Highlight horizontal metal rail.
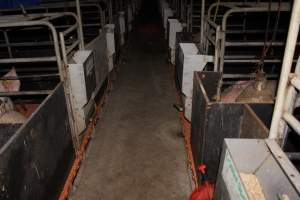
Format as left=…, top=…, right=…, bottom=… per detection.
left=0, top=57, right=57, bottom=63
left=223, top=59, right=297, bottom=63
left=283, top=113, right=300, bottom=135
left=286, top=152, right=300, bottom=160
left=203, top=2, right=292, bottom=74
left=290, top=76, right=300, bottom=91
left=0, top=74, right=59, bottom=80
left=66, top=40, right=80, bottom=54
left=225, top=41, right=295, bottom=47
left=223, top=73, right=278, bottom=79
left=0, top=90, right=52, bottom=96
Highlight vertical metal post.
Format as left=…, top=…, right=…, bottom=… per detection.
left=190, top=0, right=193, bottom=32
left=3, top=31, right=12, bottom=58
left=214, top=26, right=220, bottom=72
left=281, top=57, right=300, bottom=146
left=75, top=0, right=85, bottom=48
left=269, top=0, right=300, bottom=139
left=200, top=0, right=205, bottom=48
left=59, top=32, right=80, bottom=148
left=187, top=5, right=191, bottom=32
left=219, top=29, right=225, bottom=72
left=180, top=0, right=184, bottom=21
left=99, top=6, right=105, bottom=28
left=109, top=0, right=113, bottom=23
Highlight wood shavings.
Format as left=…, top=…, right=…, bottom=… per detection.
left=240, top=173, right=266, bottom=200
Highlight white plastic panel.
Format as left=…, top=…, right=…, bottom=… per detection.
left=118, top=11, right=126, bottom=45
left=105, top=24, right=116, bottom=72
left=168, top=19, right=183, bottom=49
left=179, top=43, right=213, bottom=121
left=127, top=5, right=133, bottom=32
left=86, top=34, right=108, bottom=93
left=163, top=8, right=173, bottom=30
left=68, top=50, right=97, bottom=134
left=69, top=50, right=96, bottom=108
left=68, top=63, right=88, bottom=107
left=159, top=1, right=168, bottom=17
left=168, top=19, right=183, bottom=64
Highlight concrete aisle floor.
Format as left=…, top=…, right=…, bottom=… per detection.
left=70, top=19, right=192, bottom=200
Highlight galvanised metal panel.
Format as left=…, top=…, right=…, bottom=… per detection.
left=190, top=71, right=272, bottom=183
left=0, top=82, right=75, bottom=200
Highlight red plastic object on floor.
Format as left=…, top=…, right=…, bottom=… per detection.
left=189, top=164, right=214, bottom=200
left=189, top=182, right=214, bottom=200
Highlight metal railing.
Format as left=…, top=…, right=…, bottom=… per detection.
left=269, top=0, right=300, bottom=142
left=203, top=2, right=292, bottom=74
left=0, top=1, right=112, bottom=42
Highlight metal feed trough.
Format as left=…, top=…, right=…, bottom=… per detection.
left=214, top=1, right=300, bottom=199
left=214, top=139, right=300, bottom=200
left=188, top=0, right=300, bottom=184
left=191, top=71, right=274, bottom=183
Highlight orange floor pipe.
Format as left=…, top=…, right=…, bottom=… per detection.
left=179, top=111, right=198, bottom=188
left=170, top=63, right=198, bottom=188
left=58, top=69, right=117, bottom=200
